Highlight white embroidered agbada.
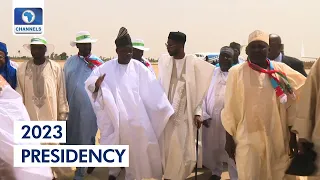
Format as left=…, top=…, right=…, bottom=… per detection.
left=158, top=54, right=214, bottom=180
left=0, top=76, right=53, bottom=180
left=221, top=62, right=306, bottom=180
left=16, top=59, right=69, bottom=121
left=202, top=67, right=238, bottom=179
left=85, top=59, right=174, bottom=180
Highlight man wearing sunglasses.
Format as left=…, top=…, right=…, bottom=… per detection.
left=158, top=31, right=215, bottom=180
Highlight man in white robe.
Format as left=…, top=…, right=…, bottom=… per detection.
left=202, top=46, right=238, bottom=180
left=158, top=31, right=215, bottom=180
left=0, top=75, right=53, bottom=180
left=85, top=27, right=174, bottom=180
left=221, top=30, right=306, bottom=180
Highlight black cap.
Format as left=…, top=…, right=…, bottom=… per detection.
left=168, top=31, right=186, bottom=44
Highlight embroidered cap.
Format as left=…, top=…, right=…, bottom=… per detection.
left=115, top=27, right=132, bottom=48
left=248, top=30, right=269, bottom=45
left=220, top=46, right=234, bottom=57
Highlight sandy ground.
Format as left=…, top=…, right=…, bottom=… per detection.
left=12, top=60, right=308, bottom=180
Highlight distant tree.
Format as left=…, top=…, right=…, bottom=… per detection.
left=303, top=61, right=316, bottom=69
left=148, top=58, right=157, bottom=62
left=54, top=54, right=59, bottom=60
left=59, top=52, right=68, bottom=60
left=50, top=52, right=54, bottom=60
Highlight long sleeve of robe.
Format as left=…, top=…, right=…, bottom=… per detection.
left=194, top=104, right=202, bottom=116
left=221, top=62, right=305, bottom=180
left=0, top=79, right=53, bottom=180
left=56, top=66, right=68, bottom=121
left=292, top=59, right=320, bottom=175
left=84, top=59, right=174, bottom=180
left=202, top=99, right=211, bottom=120
left=221, top=67, right=242, bottom=137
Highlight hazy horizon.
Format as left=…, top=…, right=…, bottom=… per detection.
left=2, top=0, right=320, bottom=60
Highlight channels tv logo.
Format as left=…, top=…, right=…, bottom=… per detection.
left=14, top=8, right=43, bottom=35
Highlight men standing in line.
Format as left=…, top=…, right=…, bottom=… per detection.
left=268, top=34, right=307, bottom=77
left=202, top=46, right=238, bottom=180
left=64, top=31, right=104, bottom=179
left=222, top=30, right=306, bottom=180
left=16, top=36, right=70, bottom=179
left=292, top=58, right=320, bottom=180
left=158, top=31, right=215, bottom=180
left=132, top=38, right=155, bottom=73
left=0, top=75, right=54, bottom=180
left=85, top=27, right=174, bottom=180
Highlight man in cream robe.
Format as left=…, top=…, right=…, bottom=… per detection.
left=16, top=37, right=70, bottom=179
left=158, top=31, right=214, bottom=180
left=202, top=47, right=238, bottom=180
left=16, top=37, right=69, bottom=122
left=0, top=75, right=53, bottom=180
left=85, top=27, right=174, bottom=180
left=292, top=58, right=320, bottom=180
left=221, top=30, right=306, bottom=180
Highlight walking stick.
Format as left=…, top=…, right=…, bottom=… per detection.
left=195, top=128, right=199, bottom=180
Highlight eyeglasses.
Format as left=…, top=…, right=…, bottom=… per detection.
left=165, top=43, right=176, bottom=48
left=0, top=55, right=4, bottom=60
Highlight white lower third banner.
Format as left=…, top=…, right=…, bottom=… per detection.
left=13, top=145, right=129, bottom=167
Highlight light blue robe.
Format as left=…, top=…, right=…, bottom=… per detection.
left=64, top=55, right=104, bottom=145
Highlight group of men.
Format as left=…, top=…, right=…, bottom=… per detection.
left=1, top=27, right=320, bottom=180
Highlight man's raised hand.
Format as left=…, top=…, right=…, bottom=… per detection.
left=94, top=74, right=106, bottom=93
